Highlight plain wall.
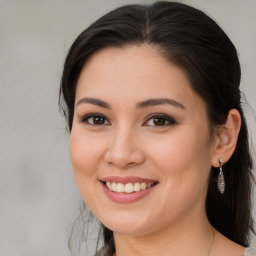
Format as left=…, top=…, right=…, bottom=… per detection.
left=1, top=0, right=255, bottom=255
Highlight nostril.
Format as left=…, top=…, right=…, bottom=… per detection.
left=104, top=152, right=145, bottom=169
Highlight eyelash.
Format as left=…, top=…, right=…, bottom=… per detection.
left=81, top=113, right=110, bottom=126
left=143, top=113, right=176, bottom=127
left=81, top=113, right=176, bottom=127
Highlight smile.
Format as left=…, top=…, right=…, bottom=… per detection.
left=100, top=176, right=158, bottom=203
left=105, top=182, right=155, bottom=193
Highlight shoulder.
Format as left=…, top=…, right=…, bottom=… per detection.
left=243, top=247, right=256, bottom=256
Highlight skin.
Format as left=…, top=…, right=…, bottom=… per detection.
left=70, top=45, right=243, bottom=256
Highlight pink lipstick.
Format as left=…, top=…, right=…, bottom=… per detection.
left=100, top=176, right=158, bottom=203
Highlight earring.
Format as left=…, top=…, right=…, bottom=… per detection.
left=217, top=158, right=225, bottom=194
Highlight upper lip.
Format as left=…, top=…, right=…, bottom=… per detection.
left=100, top=176, right=158, bottom=184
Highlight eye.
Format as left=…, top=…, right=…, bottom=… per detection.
left=143, top=113, right=176, bottom=127
left=81, top=113, right=110, bottom=125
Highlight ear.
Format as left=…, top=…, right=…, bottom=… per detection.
left=211, top=109, right=241, bottom=167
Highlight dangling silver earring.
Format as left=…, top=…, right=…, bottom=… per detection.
left=217, top=158, right=225, bottom=194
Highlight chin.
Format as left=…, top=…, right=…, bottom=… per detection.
left=105, top=221, right=152, bottom=235
left=94, top=208, right=157, bottom=235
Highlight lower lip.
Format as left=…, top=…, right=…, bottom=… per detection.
left=101, top=182, right=157, bottom=203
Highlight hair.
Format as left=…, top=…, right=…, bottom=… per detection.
left=59, top=1, right=254, bottom=255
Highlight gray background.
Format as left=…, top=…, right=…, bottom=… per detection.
left=1, top=0, right=256, bottom=255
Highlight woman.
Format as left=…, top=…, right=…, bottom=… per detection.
left=59, top=1, right=255, bottom=256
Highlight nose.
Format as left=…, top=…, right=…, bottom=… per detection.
left=104, top=126, right=145, bottom=169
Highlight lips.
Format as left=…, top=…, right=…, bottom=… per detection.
left=100, top=176, right=158, bottom=203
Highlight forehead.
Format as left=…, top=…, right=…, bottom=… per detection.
left=75, top=44, right=204, bottom=111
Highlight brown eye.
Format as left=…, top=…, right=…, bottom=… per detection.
left=143, top=114, right=176, bottom=127
left=82, top=113, right=110, bottom=125
left=93, top=116, right=105, bottom=125
left=153, top=117, right=167, bottom=126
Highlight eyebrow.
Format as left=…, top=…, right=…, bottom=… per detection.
left=136, top=98, right=186, bottom=110
left=76, top=97, right=185, bottom=110
left=76, top=97, right=111, bottom=109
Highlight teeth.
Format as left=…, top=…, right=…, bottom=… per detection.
left=125, top=183, right=133, bottom=193
left=141, top=183, right=146, bottom=190
left=105, top=182, right=155, bottom=193
left=106, top=182, right=112, bottom=190
left=116, top=183, right=125, bottom=193
left=112, top=182, right=117, bottom=192
left=134, top=182, right=141, bottom=192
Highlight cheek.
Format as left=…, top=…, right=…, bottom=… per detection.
left=144, top=127, right=212, bottom=221
left=69, top=129, right=105, bottom=179
left=69, top=129, right=107, bottom=211
left=148, top=125, right=212, bottom=188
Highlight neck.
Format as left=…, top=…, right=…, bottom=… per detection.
left=113, top=210, right=214, bottom=256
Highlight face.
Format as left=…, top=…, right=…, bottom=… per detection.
left=70, top=45, right=215, bottom=236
